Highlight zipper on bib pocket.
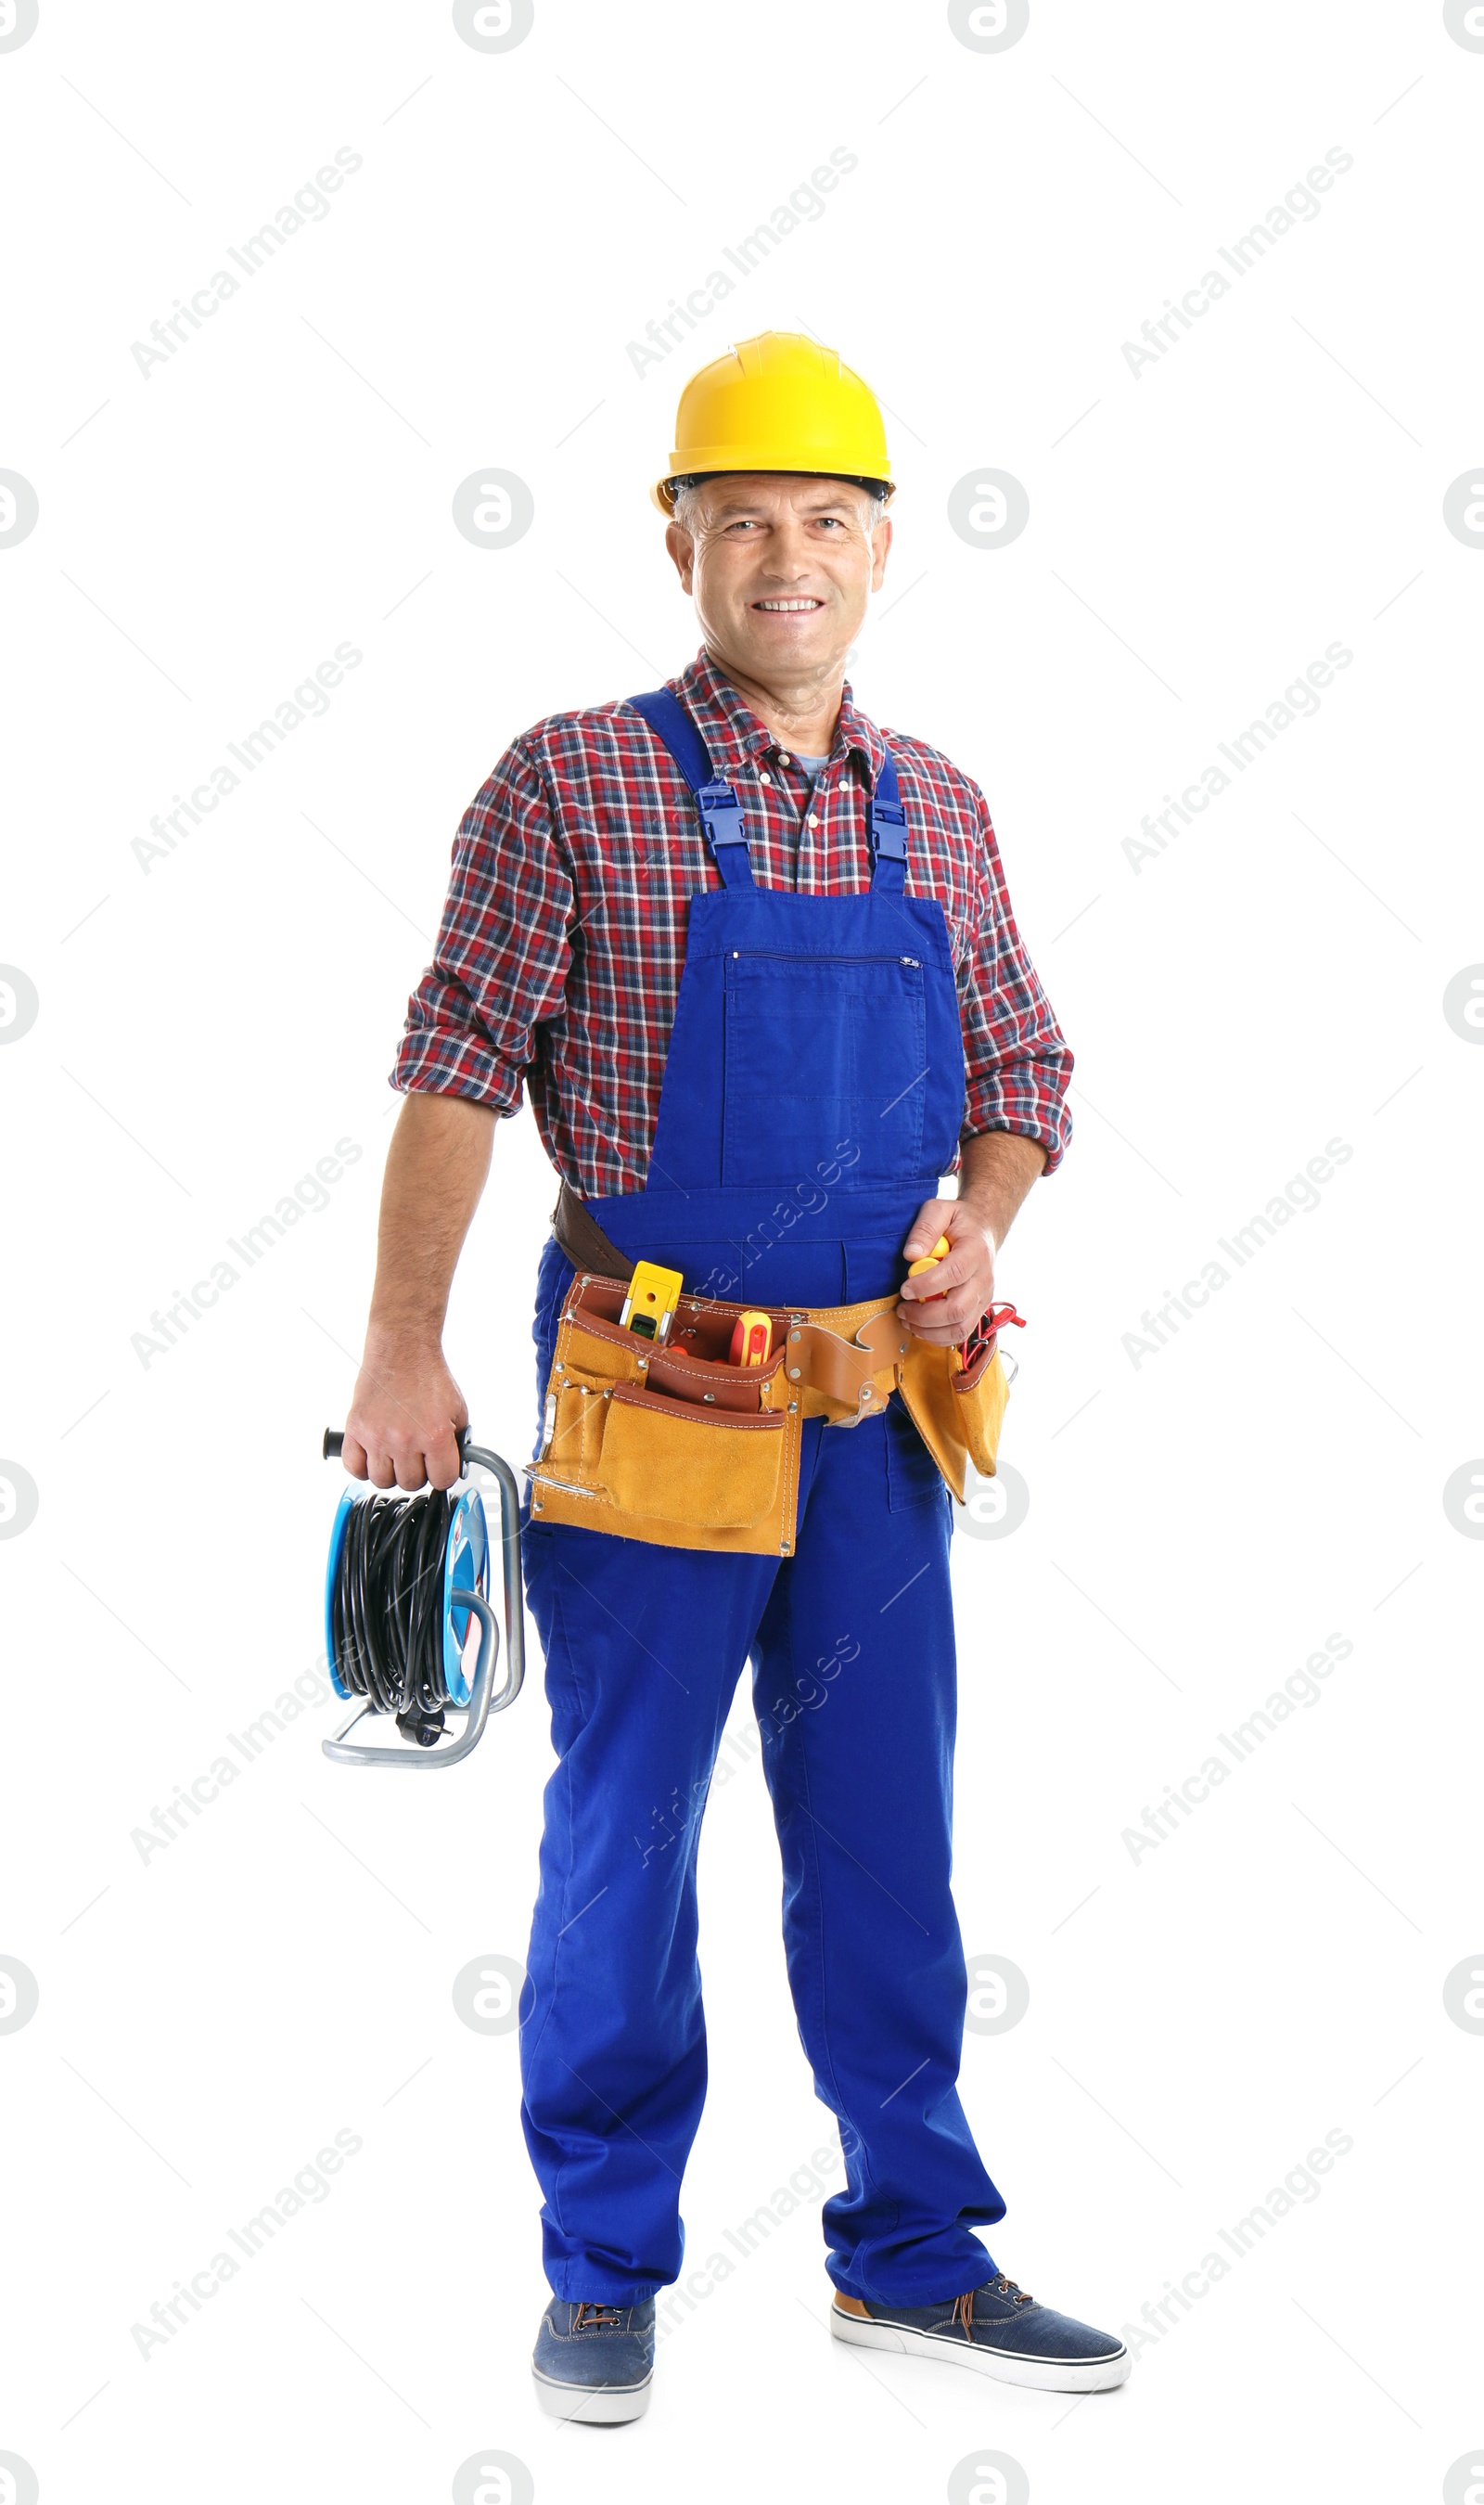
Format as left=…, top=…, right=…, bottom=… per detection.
left=729, top=950, right=921, bottom=967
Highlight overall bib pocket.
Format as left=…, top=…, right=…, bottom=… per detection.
left=722, top=953, right=927, bottom=1188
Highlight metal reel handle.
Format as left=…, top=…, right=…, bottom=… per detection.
left=322, top=1425, right=472, bottom=1465
left=323, top=1591, right=498, bottom=1768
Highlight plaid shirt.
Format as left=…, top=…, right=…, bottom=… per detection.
left=393, top=648, right=1073, bottom=1195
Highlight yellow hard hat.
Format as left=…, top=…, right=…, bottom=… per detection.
left=652, top=329, right=894, bottom=517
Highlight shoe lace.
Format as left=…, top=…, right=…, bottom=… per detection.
left=951, top=2276, right=1034, bottom=2337
left=572, top=2301, right=625, bottom=2331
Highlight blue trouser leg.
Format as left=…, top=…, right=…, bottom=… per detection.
left=749, top=1397, right=1005, bottom=2304
left=518, top=1513, right=776, bottom=2299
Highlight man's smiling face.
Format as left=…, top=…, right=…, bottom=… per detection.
left=666, top=473, right=891, bottom=691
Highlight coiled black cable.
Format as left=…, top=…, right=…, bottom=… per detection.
left=330, top=1488, right=461, bottom=1742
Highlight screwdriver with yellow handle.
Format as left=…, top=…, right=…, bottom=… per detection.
left=907, top=1232, right=953, bottom=1285
left=906, top=1235, right=959, bottom=1361
left=906, top=1233, right=1026, bottom=1370
left=728, top=1310, right=774, bottom=1366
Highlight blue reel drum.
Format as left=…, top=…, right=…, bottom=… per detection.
left=324, top=1487, right=357, bottom=1702
left=441, top=1486, right=489, bottom=1708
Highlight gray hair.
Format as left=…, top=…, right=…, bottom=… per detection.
left=669, top=473, right=889, bottom=535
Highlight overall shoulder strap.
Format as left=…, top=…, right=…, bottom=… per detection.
left=626, top=687, right=712, bottom=788
left=626, top=689, right=753, bottom=886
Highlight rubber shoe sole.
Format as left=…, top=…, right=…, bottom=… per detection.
left=830, top=2303, right=1130, bottom=2393
left=532, top=2363, right=653, bottom=2423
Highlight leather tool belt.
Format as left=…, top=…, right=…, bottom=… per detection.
left=526, top=1270, right=1012, bottom=1558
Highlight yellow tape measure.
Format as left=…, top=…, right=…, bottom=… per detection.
left=619, top=1259, right=684, bottom=1342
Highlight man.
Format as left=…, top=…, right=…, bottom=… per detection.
left=341, top=332, right=1129, bottom=2421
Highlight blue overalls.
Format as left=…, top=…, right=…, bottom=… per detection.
left=518, top=687, right=1006, bottom=2306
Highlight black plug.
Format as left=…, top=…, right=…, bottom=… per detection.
left=395, top=1705, right=446, bottom=1750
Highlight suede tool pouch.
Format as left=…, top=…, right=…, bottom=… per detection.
left=527, top=1274, right=803, bottom=1557
left=894, top=1332, right=1013, bottom=1504
left=953, top=1337, right=1012, bottom=1477
left=600, top=1388, right=786, bottom=1529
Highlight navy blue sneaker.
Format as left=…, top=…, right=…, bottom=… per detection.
left=531, top=2296, right=656, bottom=2422
left=830, top=2272, right=1130, bottom=2392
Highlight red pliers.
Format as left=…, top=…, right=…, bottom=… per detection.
left=953, top=1301, right=1027, bottom=1371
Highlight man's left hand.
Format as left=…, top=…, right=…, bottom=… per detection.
left=896, top=1199, right=995, bottom=1345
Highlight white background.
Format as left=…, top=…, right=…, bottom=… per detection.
left=2, top=2, right=1481, bottom=2499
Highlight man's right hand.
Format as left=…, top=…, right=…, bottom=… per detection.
left=341, top=1340, right=469, bottom=1492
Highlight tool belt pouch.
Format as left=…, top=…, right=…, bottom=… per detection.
left=527, top=1274, right=801, bottom=1557
left=527, top=1273, right=1015, bottom=1550
left=896, top=1330, right=1012, bottom=1504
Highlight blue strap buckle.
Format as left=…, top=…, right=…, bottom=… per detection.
left=868, top=751, right=907, bottom=861
left=869, top=795, right=906, bottom=860
left=698, top=777, right=747, bottom=846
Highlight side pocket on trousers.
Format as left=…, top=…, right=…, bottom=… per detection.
left=884, top=1393, right=946, bottom=1511
left=534, top=1240, right=577, bottom=1348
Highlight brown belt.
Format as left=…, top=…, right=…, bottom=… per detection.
left=551, top=1179, right=635, bottom=1282
left=548, top=1192, right=908, bottom=1420
left=549, top=1187, right=912, bottom=1410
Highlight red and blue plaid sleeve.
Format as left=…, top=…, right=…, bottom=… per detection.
left=391, top=739, right=575, bottom=1113
left=957, top=786, right=1074, bottom=1173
